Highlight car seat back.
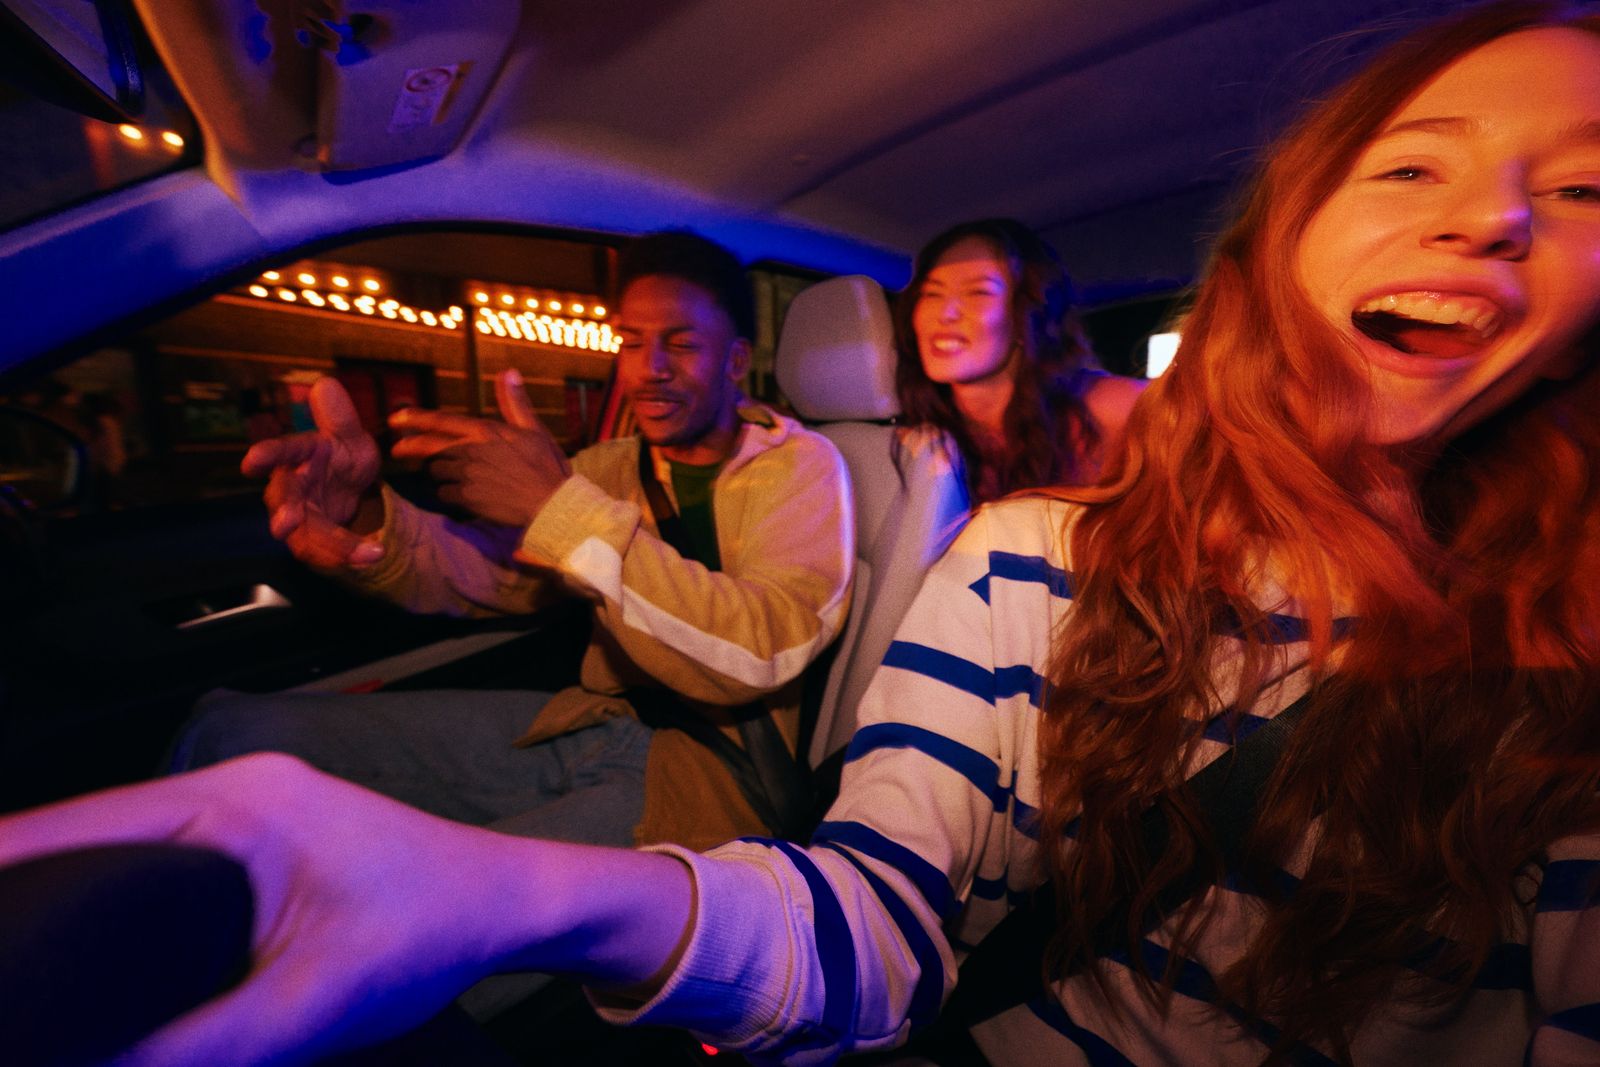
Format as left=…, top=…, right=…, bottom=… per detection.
left=774, top=275, right=969, bottom=771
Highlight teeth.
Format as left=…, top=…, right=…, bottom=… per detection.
left=1456, top=305, right=1500, bottom=334
left=1354, top=291, right=1503, bottom=338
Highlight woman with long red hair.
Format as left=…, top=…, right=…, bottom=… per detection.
left=1, top=3, right=1599, bottom=1064
left=1034, top=1, right=1600, bottom=1056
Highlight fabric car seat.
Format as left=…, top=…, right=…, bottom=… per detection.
left=486, top=277, right=971, bottom=1065
left=774, top=274, right=970, bottom=779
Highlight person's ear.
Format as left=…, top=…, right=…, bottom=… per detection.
left=727, top=338, right=752, bottom=382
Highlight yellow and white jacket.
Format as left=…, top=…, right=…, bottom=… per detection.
left=348, top=404, right=854, bottom=849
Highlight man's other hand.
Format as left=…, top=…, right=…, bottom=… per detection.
left=390, top=370, right=572, bottom=528
left=241, top=378, right=384, bottom=569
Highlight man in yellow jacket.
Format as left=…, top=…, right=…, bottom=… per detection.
left=174, top=233, right=854, bottom=855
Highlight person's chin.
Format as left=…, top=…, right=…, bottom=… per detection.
left=639, top=418, right=687, bottom=447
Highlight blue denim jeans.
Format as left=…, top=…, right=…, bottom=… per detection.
left=172, top=688, right=651, bottom=848
left=171, top=687, right=656, bottom=1019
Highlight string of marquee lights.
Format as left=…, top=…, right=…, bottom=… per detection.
left=237, top=268, right=622, bottom=354
left=119, top=123, right=620, bottom=358
left=466, top=287, right=618, bottom=352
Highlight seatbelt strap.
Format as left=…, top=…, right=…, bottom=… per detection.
left=621, top=687, right=791, bottom=835
left=928, top=687, right=1318, bottom=1059
left=636, top=439, right=692, bottom=554
left=633, top=439, right=814, bottom=839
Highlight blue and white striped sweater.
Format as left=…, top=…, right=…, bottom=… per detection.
left=604, top=498, right=1600, bottom=1066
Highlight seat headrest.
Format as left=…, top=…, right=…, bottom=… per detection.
left=775, top=275, right=900, bottom=422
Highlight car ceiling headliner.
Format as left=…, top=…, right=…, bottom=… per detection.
left=0, top=0, right=1484, bottom=367
left=511, top=0, right=1473, bottom=292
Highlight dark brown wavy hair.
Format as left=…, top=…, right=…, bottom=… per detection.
left=892, top=219, right=1101, bottom=500
left=1035, top=2, right=1600, bottom=1060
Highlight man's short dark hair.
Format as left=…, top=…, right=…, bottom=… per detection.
left=615, top=231, right=756, bottom=341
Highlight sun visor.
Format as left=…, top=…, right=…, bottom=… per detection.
left=309, top=1, right=520, bottom=173
left=133, top=1, right=519, bottom=176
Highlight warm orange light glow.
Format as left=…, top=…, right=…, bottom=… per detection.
left=297, top=272, right=317, bottom=286
left=593, top=305, right=606, bottom=317
left=117, top=124, right=144, bottom=142
left=161, top=131, right=185, bottom=149
left=362, top=279, right=381, bottom=293
left=241, top=282, right=626, bottom=351
left=548, top=301, right=563, bottom=312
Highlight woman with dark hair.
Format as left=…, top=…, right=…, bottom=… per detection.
left=894, top=219, right=1144, bottom=501
left=2, top=3, right=1599, bottom=1064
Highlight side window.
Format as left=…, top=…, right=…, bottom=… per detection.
left=3, top=231, right=834, bottom=516
left=748, top=263, right=829, bottom=408
left=1080, top=295, right=1184, bottom=379
left=1, top=231, right=623, bottom=514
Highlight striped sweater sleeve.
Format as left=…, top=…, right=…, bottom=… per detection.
left=1528, top=835, right=1600, bottom=1064
left=594, top=503, right=1051, bottom=1062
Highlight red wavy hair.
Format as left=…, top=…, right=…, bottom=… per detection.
left=1036, top=2, right=1600, bottom=1059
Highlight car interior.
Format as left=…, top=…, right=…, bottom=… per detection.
left=0, top=0, right=1488, bottom=1062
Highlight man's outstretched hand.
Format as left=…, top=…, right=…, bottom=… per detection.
left=241, top=378, right=385, bottom=569
left=391, top=369, right=572, bottom=528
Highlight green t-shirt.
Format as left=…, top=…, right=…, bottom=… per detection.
left=669, top=459, right=724, bottom=571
